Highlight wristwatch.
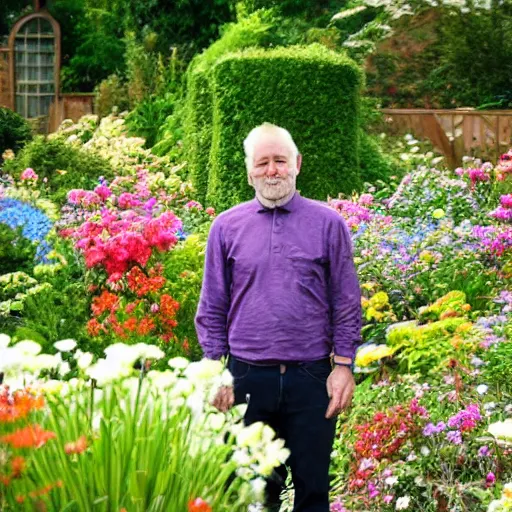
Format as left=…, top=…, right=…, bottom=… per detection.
left=332, top=355, right=353, bottom=369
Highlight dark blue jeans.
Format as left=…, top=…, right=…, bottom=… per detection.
left=228, top=356, right=336, bottom=512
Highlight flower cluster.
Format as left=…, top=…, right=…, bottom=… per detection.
left=490, top=195, right=512, bottom=223
left=0, top=197, right=53, bottom=261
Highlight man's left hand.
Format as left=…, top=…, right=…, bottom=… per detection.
left=325, top=366, right=355, bottom=418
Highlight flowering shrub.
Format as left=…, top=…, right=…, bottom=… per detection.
left=0, top=334, right=288, bottom=511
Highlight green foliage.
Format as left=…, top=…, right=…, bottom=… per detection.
left=14, top=242, right=91, bottom=353
left=386, top=316, right=472, bottom=374
left=121, top=0, right=236, bottom=56
left=183, top=10, right=276, bottom=203
left=359, top=130, right=396, bottom=185
left=2, top=136, right=114, bottom=204
left=482, top=339, right=512, bottom=393
left=207, top=44, right=363, bottom=211
left=51, top=0, right=126, bottom=92
left=94, top=74, right=130, bottom=118
left=0, top=107, right=33, bottom=160
left=0, top=0, right=31, bottom=37
left=0, top=225, right=36, bottom=275
left=125, top=94, right=177, bottom=148
left=161, top=234, right=206, bottom=361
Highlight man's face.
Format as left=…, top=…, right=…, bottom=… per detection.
left=248, top=136, right=301, bottom=201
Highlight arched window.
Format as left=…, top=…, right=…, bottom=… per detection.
left=8, top=13, right=60, bottom=120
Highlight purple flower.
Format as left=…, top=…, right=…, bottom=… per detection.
left=446, top=430, right=462, bottom=445
left=486, top=472, right=496, bottom=486
left=478, top=446, right=490, bottom=457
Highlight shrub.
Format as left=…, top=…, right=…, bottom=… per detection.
left=2, top=136, right=114, bottom=204
left=94, top=74, right=130, bottom=118
left=0, top=225, right=36, bottom=275
left=206, top=44, right=363, bottom=210
left=0, top=107, right=33, bottom=161
left=184, top=10, right=275, bottom=203
left=359, top=130, right=396, bottom=185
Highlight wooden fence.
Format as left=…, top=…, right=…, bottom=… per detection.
left=380, top=109, right=512, bottom=168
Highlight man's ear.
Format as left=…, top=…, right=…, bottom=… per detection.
left=247, top=173, right=254, bottom=187
left=296, top=154, right=302, bottom=175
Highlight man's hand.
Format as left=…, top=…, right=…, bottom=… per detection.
left=212, top=385, right=235, bottom=412
left=325, top=366, right=355, bottom=418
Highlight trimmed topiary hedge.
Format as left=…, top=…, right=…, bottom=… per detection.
left=183, top=11, right=275, bottom=204
left=206, top=44, right=364, bottom=211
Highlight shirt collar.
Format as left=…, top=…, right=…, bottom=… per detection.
left=255, top=191, right=301, bottom=214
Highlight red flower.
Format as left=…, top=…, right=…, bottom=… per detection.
left=11, top=456, right=26, bottom=478
left=0, top=424, right=56, bottom=449
left=64, top=435, right=88, bottom=455
left=188, top=497, right=212, bottom=512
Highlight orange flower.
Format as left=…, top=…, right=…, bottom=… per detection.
left=137, top=316, right=155, bottom=336
left=188, top=497, right=212, bottom=512
left=87, top=318, right=106, bottom=337
left=0, top=475, right=11, bottom=486
left=15, top=495, right=25, bottom=503
left=0, top=424, right=56, bottom=449
left=0, top=388, right=45, bottom=423
left=28, top=480, right=62, bottom=498
left=64, top=435, right=88, bottom=455
left=11, top=456, right=26, bottom=477
left=91, top=290, right=120, bottom=317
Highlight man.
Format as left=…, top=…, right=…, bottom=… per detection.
left=195, top=123, right=362, bottom=512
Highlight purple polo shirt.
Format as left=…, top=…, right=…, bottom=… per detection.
left=195, top=192, right=362, bottom=362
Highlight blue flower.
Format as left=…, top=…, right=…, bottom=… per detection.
left=0, top=198, right=53, bottom=262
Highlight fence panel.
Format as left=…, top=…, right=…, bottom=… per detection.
left=380, top=109, right=512, bottom=167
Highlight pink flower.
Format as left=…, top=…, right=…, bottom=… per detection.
left=185, top=200, right=203, bottom=210
left=20, top=168, right=38, bottom=180
left=500, top=195, right=512, bottom=209
left=205, top=207, right=215, bottom=216
left=383, top=495, right=394, bottom=504
left=359, top=193, right=374, bottom=206
left=94, top=185, right=113, bottom=201
left=486, top=472, right=496, bottom=487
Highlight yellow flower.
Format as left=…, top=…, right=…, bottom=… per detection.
left=432, top=208, right=445, bottom=219
left=355, top=344, right=395, bottom=367
left=366, top=307, right=384, bottom=322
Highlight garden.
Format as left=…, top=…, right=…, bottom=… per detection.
left=1, top=0, right=512, bottom=511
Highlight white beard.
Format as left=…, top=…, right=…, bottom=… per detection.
left=251, top=171, right=297, bottom=207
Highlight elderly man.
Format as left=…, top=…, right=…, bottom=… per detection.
left=195, top=123, right=362, bottom=512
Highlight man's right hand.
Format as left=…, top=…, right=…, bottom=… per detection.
left=212, top=385, right=235, bottom=412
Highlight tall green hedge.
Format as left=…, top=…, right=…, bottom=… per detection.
left=206, top=44, right=363, bottom=211
left=183, top=11, right=275, bottom=203
left=184, top=66, right=214, bottom=205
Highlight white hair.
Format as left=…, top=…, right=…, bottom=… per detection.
left=243, top=123, right=299, bottom=172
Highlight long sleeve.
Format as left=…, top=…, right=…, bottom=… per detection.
left=328, top=217, right=362, bottom=361
left=195, top=219, right=231, bottom=359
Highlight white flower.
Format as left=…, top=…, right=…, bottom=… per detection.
left=208, top=413, right=226, bottom=431
left=15, top=340, right=42, bottom=355
left=385, top=476, right=398, bottom=486
left=184, top=359, right=224, bottom=383
left=132, top=343, right=164, bottom=361
left=420, top=446, right=430, bottom=456
left=0, top=347, right=24, bottom=373
left=168, top=356, right=189, bottom=369
left=488, top=420, right=512, bottom=440
left=237, top=422, right=265, bottom=447
left=86, top=358, right=133, bottom=386
left=25, top=354, right=60, bottom=372
left=54, top=339, right=77, bottom=352
left=477, top=384, right=489, bottom=395
left=250, top=477, right=267, bottom=501
left=59, top=361, right=71, bottom=376
left=0, top=334, right=11, bottom=349
left=76, top=351, right=94, bottom=370
left=396, top=496, right=411, bottom=510
left=147, top=370, right=177, bottom=389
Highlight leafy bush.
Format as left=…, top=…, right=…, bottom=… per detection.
left=2, top=136, right=114, bottom=204
left=482, top=339, right=512, bottom=392
left=0, top=225, right=36, bottom=275
left=0, top=107, right=33, bottom=161
left=94, top=74, right=130, bottom=118
left=207, top=44, right=363, bottom=210
left=161, top=234, right=207, bottom=361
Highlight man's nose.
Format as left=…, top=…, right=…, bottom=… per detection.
left=267, top=160, right=278, bottom=175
